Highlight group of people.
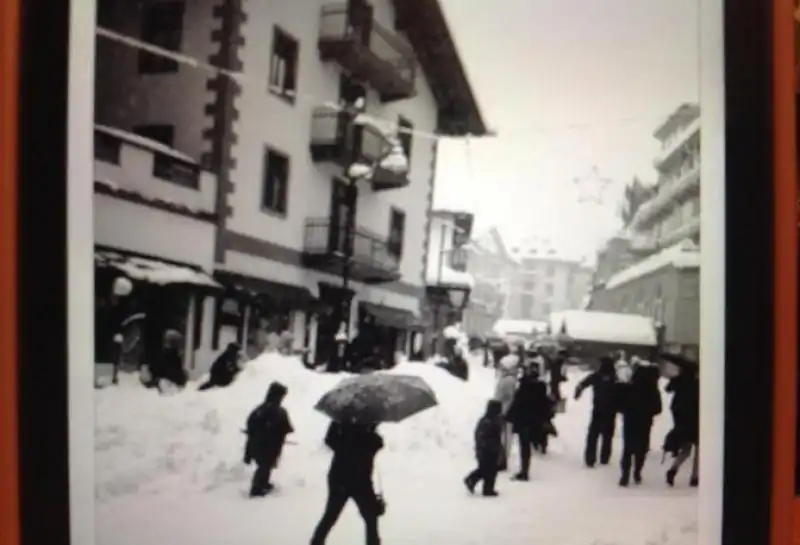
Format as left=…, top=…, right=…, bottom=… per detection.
left=574, top=353, right=699, bottom=487
left=465, top=342, right=700, bottom=496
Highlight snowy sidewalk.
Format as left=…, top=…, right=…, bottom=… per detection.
left=94, top=356, right=698, bottom=545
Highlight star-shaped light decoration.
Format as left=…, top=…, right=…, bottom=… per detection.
left=573, top=166, right=613, bottom=205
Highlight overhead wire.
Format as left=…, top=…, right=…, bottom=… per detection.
left=97, top=26, right=670, bottom=143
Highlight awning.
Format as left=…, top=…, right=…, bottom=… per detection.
left=214, top=271, right=317, bottom=309
left=360, top=302, right=416, bottom=329
left=95, top=249, right=222, bottom=289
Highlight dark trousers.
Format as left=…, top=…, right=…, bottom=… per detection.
left=310, top=479, right=380, bottom=545
left=516, top=426, right=542, bottom=476
left=249, top=463, right=273, bottom=496
left=620, top=415, right=654, bottom=479
left=585, top=409, right=616, bottom=466
left=466, top=457, right=499, bottom=494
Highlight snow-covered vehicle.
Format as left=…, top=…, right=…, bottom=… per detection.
left=545, top=310, right=660, bottom=360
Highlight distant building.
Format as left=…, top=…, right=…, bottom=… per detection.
left=505, top=237, right=593, bottom=322
left=588, top=104, right=701, bottom=358
left=462, top=226, right=519, bottom=337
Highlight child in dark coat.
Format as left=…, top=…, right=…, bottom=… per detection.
left=244, top=381, right=294, bottom=497
left=464, top=399, right=504, bottom=497
left=198, top=342, right=242, bottom=390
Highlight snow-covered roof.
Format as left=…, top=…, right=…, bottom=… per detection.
left=426, top=265, right=474, bottom=289
left=95, top=125, right=196, bottom=164
left=493, top=319, right=548, bottom=337
left=549, top=310, right=657, bottom=347
left=95, top=250, right=221, bottom=288
left=604, top=238, right=700, bottom=290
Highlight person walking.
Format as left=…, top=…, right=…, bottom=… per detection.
left=464, top=399, right=504, bottom=497
left=506, top=362, right=552, bottom=480
left=617, top=359, right=662, bottom=486
left=548, top=349, right=569, bottom=402
left=574, top=356, right=620, bottom=467
left=663, top=360, right=700, bottom=487
left=309, top=421, right=385, bottom=545
left=105, top=276, right=135, bottom=385
left=243, top=381, right=294, bottom=497
left=494, top=348, right=520, bottom=470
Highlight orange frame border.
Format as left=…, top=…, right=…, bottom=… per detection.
left=0, top=0, right=20, bottom=543
left=775, top=0, right=799, bottom=543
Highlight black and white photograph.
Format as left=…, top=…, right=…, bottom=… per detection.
left=81, top=0, right=721, bottom=543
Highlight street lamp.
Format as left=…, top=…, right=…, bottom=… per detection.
left=446, top=285, right=470, bottom=314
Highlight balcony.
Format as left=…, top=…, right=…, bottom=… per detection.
left=309, top=109, right=410, bottom=190
left=93, top=125, right=217, bottom=220
left=630, top=160, right=701, bottom=230
left=653, top=117, right=701, bottom=170
left=302, top=218, right=401, bottom=284
left=318, top=4, right=416, bottom=102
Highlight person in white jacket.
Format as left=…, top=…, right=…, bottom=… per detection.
left=494, top=350, right=521, bottom=470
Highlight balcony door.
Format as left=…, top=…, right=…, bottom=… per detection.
left=329, top=178, right=357, bottom=254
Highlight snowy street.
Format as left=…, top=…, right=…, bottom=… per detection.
left=95, top=355, right=697, bottom=545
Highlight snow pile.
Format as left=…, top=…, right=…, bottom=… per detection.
left=95, top=124, right=196, bottom=164
left=95, top=354, right=493, bottom=501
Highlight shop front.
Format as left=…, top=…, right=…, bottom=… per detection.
left=213, top=271, right=320, bottom=364
left=94, top=247, right=222, bottom=376
left=357, top=301, right=417, bottom=367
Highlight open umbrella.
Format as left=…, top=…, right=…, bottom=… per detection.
left=315, top=373, right=438, bottom=424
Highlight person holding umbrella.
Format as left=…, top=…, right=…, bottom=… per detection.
left=661, top=354, right=700, bottom=487
left=312, top=373, right=438, bottom=545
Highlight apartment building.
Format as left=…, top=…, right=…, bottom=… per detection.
left=587, top=104, right=702, bottom=358
left=505, top=237, right=593, bottom=322
left=461, top=226, right=518, bottom=337
left=93, top=0, right=486, bottom=372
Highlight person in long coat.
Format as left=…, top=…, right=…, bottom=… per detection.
left=663, top=360, right=700, bottom=487
left=574, top=356, right=619, bottom=467
left=616, top=360, right=662, bottom=486
left=548, top=349, right=569, bottom=401
left=310, top=421, right=384, bottom=545
left=505, top=362, right=553, bottom=480
left=494, top=350, right=521, bottom=470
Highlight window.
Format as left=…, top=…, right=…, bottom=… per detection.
left=545, top=265, right=554, bottom=277
left=138, top=1, right=184, bottom=74
left=133, top=124, right=175, bottom=147
left=388, top=208, right=406, bottom=258
left=269, top=27, right=299, bottom=102
left=545, top=283, right=553, bottom=296
left=94, top=131, right=121, bottom=164
left=541, top=303, right=551, bottom=316
left=522, top=279, right=535, bottom=292
left=339, top=75, right=367, bottom=105
left=397, top=116, right=413, bottom=164
left=152, top=155, right=199, bottom=189
left=261, top=149, right=290, bottom=215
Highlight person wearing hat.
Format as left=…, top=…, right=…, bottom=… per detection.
left=244, top=381, right=294, bottom=496
left=198, top=342, right=243, bottom=391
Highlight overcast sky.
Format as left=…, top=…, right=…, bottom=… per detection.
left=432, top=0, right=700, bottom=259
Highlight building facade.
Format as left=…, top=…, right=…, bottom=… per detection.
left=627, top=103, right=701, bottom=253
left=94, top=0, right=486, bottom=372
left=462, top=227, right=518, bottom=337
left=421, top=209, right=475, bottom=354
left=587, top=104, right=702, bottom=358
left=504, top=238, right=593, bottom=322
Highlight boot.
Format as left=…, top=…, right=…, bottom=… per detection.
left=618, top=473, right=630, bottom=487
left=483, top=490, right=499, bottom=497
left=689, top=476, right=698, bottom=487
left=633, top=471, right=642, bottom=485
left=666, top=468, right=677, bottom=487
left=512, top=472, right=529, bottom=481
left=463, top=476, right=476, bottom=494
